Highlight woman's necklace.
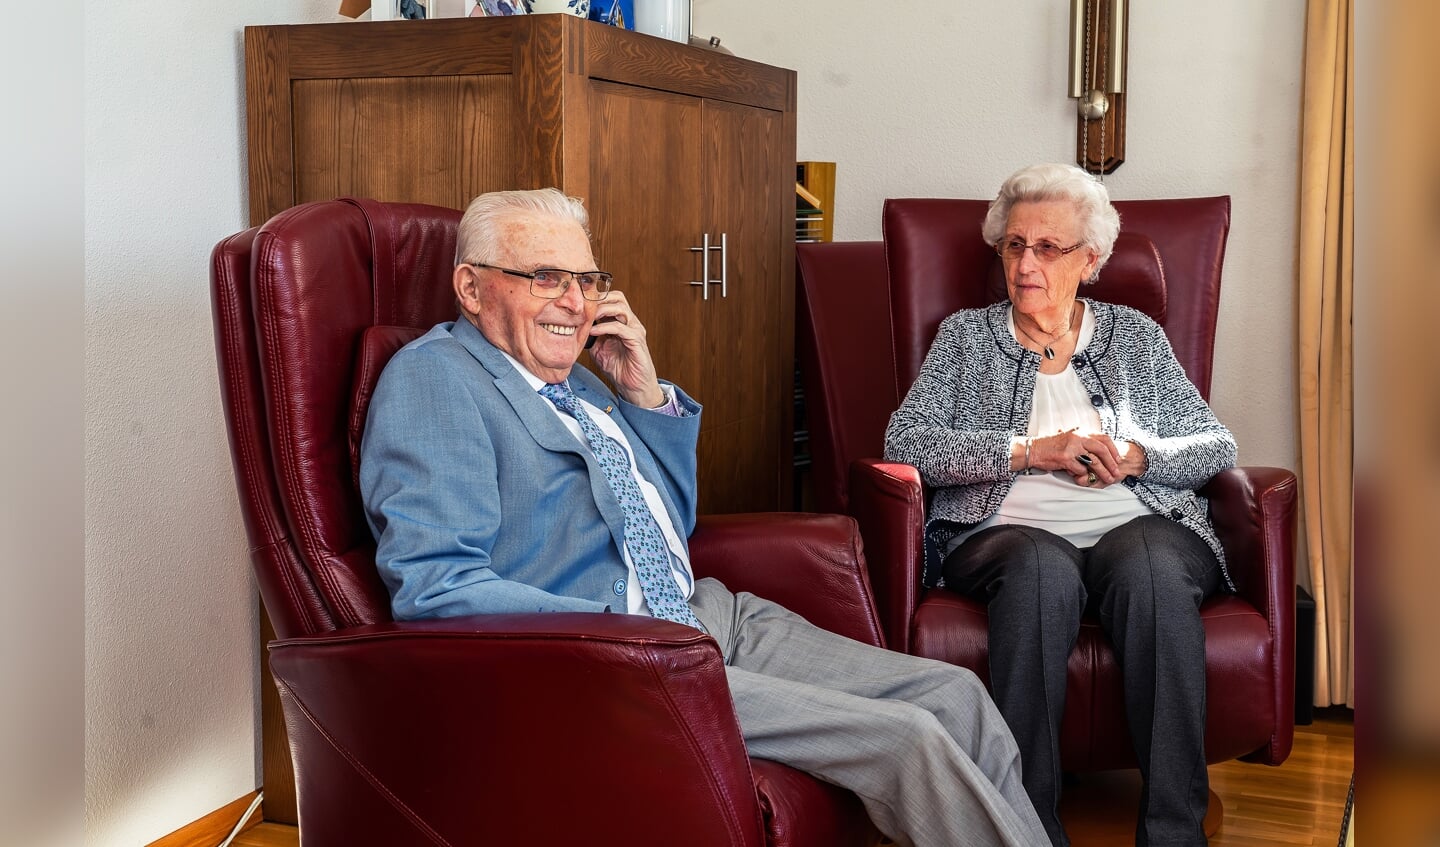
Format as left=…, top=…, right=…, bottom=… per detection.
left=1015, top=302, right=1079, bottom=360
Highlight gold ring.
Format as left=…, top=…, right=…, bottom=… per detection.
left=1086, top=471, right=1098, bottom=485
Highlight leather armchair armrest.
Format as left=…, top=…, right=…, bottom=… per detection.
left=689, top=513, right=885, bottom=648
left=1201, top=465, right=1299, bottom=764
left=847, top=460, right=927, bottom=654
left=269, top=614, right=767, bottom=847
left=1202, top=466, right=1298, bottom=616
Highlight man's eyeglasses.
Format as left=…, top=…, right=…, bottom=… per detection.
left=467, top=263, right=614, bottom=301
left=995, top=238, right=1087, bottom=263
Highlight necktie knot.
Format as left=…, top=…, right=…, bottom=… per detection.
left=540, top=381, right=577, bottom=412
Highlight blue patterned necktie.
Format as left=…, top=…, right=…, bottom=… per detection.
left=539, top=382, right=703, bottom=630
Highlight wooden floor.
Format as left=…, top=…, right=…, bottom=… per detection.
left=234, top=709, right=1353, bottom=847
left=1062, top=708, right=1354, bottom=846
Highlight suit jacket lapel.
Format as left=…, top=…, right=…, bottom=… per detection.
left=450, top=318, right=584, bottom=458
left=448, top=318, right=685, bottom=551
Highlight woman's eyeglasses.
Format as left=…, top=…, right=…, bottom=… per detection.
left=995, top=239, right=1086, bottom=263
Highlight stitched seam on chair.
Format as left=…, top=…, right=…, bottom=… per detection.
left=250, top=538, right=325, bottom=637
left=639, top=647, right=760, bottom=845
left=878, top=247, right=901, bottom=410
left=849, top=525, right=885, bottom=647
left=1260, top=475, right=1297, bottom=761
left=879, top=232, right=906, bottom=402
left=1152, top=250, right=1168, bottom=325
left=218, top=241, right=286, bottom=557
left=254, top=228, right=361, bottom=627
left=274, top=675, right=455, bottom=847
left=341, top=198, right=396, bottom=326
left=220, top=236, right=328, bottom=636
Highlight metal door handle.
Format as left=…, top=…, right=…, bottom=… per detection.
left=688, top=233, right=711, bottom=300
left=717, top=232, right=727, bottom=298
left=690, top=233, right=728, bottom=299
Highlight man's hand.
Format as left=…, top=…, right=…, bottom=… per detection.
left=585, top=291, right=666, bottom=408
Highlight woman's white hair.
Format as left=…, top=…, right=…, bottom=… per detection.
left=454, top=188, right=590, bottom=266
left=980, top=163, right=1122, bottom=278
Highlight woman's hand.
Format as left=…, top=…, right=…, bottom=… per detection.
left=1029, top=429, right=1126, bottom=487
left=584, top=291, right=666, bottom=409
left=1115, top=440, right=1148, bottom=479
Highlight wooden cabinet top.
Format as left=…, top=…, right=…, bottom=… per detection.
left=246, top=16, right=796, bottom=112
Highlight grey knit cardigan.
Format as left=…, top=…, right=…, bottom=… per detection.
left=884, top=299, right=1237, bottom=591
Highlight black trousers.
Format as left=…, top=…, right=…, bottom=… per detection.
left=942, top=515, right=1222, bottom=847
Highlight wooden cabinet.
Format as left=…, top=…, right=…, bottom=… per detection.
left=245, top=15, right=798, bottom=515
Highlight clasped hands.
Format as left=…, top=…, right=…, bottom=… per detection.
left=1019, top=429, right=1147, bottom=488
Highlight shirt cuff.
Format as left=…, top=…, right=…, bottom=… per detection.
left=649, top=384, right=687, bottom=417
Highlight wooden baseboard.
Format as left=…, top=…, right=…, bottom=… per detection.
left=145, top=790, right=263, bottom=847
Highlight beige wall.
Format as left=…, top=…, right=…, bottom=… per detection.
left=81, top=2, right=1303, bottom=844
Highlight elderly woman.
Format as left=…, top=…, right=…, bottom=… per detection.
left=884, top=163, right=1236, bottom=847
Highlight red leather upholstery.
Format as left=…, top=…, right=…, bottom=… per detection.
left=795, top=241, right=895, bottom=514
left=795, top=195, right=1296, bottom=772
left=212, top=198, right=883, bottom=846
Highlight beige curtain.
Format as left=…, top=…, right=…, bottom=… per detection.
left=1296, top=0, right=1353, bottom=708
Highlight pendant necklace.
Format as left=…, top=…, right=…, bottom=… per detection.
left=1015, top=303, right=1079, bottom=360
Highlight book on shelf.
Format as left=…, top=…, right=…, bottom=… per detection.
left=795, top=162, right=835, bottom=242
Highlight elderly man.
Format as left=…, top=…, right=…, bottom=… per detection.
left=359, top=188, right=1049, bottom=847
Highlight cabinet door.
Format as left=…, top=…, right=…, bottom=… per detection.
left=697, top=99, right=788, bottom=514
left=584, top=82, right=789, bottom=515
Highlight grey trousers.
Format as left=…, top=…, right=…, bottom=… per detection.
left=690, top=578, right=1050, bottom=847
left=941, top=515, right=1222, bottom=847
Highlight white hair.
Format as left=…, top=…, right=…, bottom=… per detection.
left=454, top=188, right=590, bottom=266
left=980, top=163, right=1122, bottom=277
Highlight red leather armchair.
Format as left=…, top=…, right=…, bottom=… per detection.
left=796, top=196, right=1297, bottom=772
left=212, top=198, right=885, bottom=846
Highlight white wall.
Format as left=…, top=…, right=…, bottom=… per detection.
left=4, top=4, right=84, bottom=846
left=693, top=0, right=1304, bottom=471
left=82, top=2, right=1302, bottom=844
left=83, top=1, right=339, bottom=844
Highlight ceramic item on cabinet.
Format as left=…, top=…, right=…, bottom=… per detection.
left=633, top=0, right=687, bottom=42
left=530, top=0, right=590, bottom=14
left=480, top=0, right=529, bottom=14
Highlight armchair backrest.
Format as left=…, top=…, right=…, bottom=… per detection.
left=883, top=195, right=1231, bottom=401
left=211, top=198, right=461, bottom=639
left=795, top=241, right=893, bottom=513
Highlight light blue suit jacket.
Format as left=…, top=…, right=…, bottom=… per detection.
left=359, top=318, right=703, bottom=620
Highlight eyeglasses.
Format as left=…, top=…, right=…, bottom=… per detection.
left=995, top=238, right=1087, bottom=263
left=467, top=263, right=614, bottom=301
